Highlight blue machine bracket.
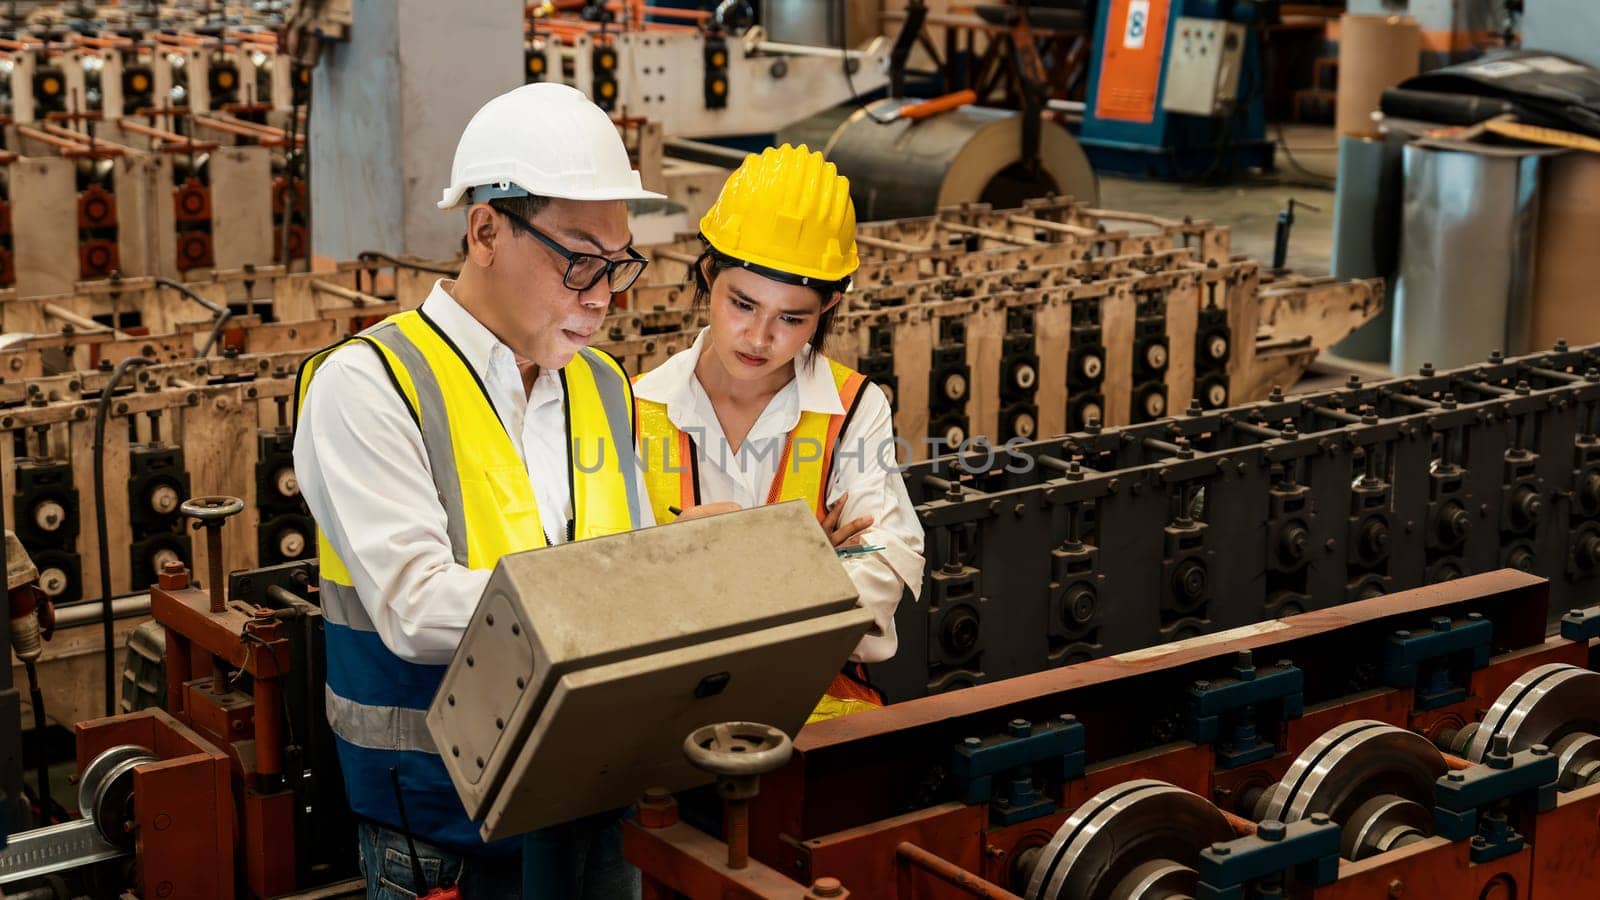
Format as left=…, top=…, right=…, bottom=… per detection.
left=1195, top=816, right=1341, bottom=900
left=951, top=715, right=1086, bottom=826
left=1187, top=651, right=1303, bottom=768
left=1382, top=614, right=1493, bottom=711
left=1434, top=741, right=1558, bottom=864
left=1560, top=606, right=1600, bottom=642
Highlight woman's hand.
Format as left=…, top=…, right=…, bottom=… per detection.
left=823, top=493, right=874, bottom=548
left=674, top=501, right=742, bottom=521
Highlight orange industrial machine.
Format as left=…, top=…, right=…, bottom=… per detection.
left=625, top=569, right=1600, bottom=898
left=0, top=496, right=355, bottom=898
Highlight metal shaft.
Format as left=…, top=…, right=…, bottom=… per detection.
left=204, top=523, right=225, bottom=613
left=724, top=798, right=749, bottom=869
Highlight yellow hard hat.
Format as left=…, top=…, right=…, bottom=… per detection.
left=699, top=143, right=859, bottom=285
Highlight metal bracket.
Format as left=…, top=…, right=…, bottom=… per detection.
left=1187, top=651, right=1304, bottom=768
left=1434, top=743, right=1558, bottom=864
left=950, top=714, right=1085, bottom=826
left=1382, top=613, right=1493, bottom=711
left=1560, top=606, right=1600, bottom=642
left=1195, top=816, right=1341, bottom=900
left=0, top=818, right=124, bottom=885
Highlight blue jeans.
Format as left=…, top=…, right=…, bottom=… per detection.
left=357, top=822, right=521, bottom=899
left=356, top=810, right=639, bottom=900
left=522, top=807, right=641, bottom=900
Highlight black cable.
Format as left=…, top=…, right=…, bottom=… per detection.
left=21, top=659, right=54, bottom=822
left=153, top=276, right=231, bottom=357
left=840, top=0, right=899, bottom=125
left=196, top=309, right=233, bottom=359
left=93, top=355, right=152, bottom=717
left=1273, top=119, right=1336, bottom=184
left=301, top=60, right=313, bottom=273
left=355, top=251, right=458, bottom=277
left=282, top=59, right=307, bottom=272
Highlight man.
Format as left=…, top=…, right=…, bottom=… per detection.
left=295, top=83, right=665, bottom=899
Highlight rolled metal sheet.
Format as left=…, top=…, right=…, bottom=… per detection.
left=825, top=98, right=1098, bottom=222
left=1392, top=141, right=1547, bottom=373
left=1330, top=133, right=1404, bottom=363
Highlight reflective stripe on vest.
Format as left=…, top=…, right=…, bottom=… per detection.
left=635, top=358, right=867, bottom=521
left=295, top=309, right=642, bottom=848
left=635, top=399, right=699, bottom=524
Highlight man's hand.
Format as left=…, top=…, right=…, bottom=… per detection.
left=823, top=494, right=874, bottom=548
left=675, top=501, right=742, bottom=521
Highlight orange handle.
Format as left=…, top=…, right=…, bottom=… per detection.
left=898, top=90, right=978, bottom=121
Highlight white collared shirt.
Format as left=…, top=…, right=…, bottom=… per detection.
left=633, top=329, right=925, bottom=663
left=294, top=279, right=654, bottom=664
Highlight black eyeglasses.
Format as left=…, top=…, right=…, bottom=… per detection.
left=496, top=206, right=649, bottom=294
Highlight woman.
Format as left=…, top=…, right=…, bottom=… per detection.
left=634, top=144, right=924, bottom=721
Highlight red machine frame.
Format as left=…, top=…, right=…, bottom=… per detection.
left=627, top=570, right=1600, bottom=898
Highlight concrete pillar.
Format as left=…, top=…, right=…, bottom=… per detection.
left=311, top=0, right=523, bottom=261
left=1524, top=0, right=1600, bottom=69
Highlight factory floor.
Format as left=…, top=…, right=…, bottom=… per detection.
left=782, top=110, right=1341, bottom=274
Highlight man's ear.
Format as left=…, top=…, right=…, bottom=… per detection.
left=465, top=204, right=500, bottom=266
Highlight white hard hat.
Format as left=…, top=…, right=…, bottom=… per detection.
left=438, top=82, right=665, bottom=210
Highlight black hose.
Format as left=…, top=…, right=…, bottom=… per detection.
left=355, top=251, right=458, bottom=277
left=301, top=65, right=313, bottom=273
left=197, top=309, right=233, bottom=359
left=93, top=355, right=152, bottom=716
left=22, top=659, right=52, bottom=821
left=281, top=72, right=301, bottom=271
left=153, top=276, right=225, bottom=315
left=153, top=277, right=231, bottom=358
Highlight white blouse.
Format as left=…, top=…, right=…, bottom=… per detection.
left=634, top=329, right=925, bottom=663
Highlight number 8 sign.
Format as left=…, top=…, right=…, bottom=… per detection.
left=1123, top=0, right=1151, bottom=49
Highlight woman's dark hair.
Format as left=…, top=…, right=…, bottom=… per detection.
left=690, top=246, right=844, bottom=362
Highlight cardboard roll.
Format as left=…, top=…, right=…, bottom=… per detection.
left=176, top=229, right=213, bottom=271
left=174, top=177, right=211, bottom=223
left=78, top=183, right=117, bottom=230
left=79, top=239, right=118, bottom=278
left=826, top=99, right=1098, bottom=222
left=271, top=175, right=309, bottom=216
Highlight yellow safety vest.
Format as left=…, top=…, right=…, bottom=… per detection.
left=635, top=357, right=868, bottom=524
left=293, top=308, right=643, bottom=846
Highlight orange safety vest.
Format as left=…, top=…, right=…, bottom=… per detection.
left=635, top=358, right=884, bottom=723
left=635, top=357, right=869, bottom=523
